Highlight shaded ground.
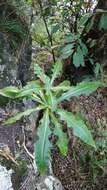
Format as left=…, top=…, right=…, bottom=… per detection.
left=52, top=147, right=107, bottom=190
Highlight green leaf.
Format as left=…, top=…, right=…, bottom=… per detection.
left=57, top=109, right=95, bottom=147
left=73, top=46, right=84, bottom=67
left=50, top=60, right=62, bottom=86
left=51, top=113, right=68, bottom=156
left=79, top=41, right=88, bottom=56
left=17, top=80, right=42, bottom=98
left=58, top=81, right=101, bottom=102
left=4, top=107, right=42, bottom=125
left=52, top=80, right=70, bottom=92
left=46, top=91, right=57, bottom=111
left=65, top=33, right=76, bottom=43
left=34, top=64, right=45, bottom=80
left=34, top=64, right=50, bottom=90
left=0, top=86, right=20, bottom=98
left=90, top=40, right=96, bottom=48
left=99, top=14, right=107, bottom=30
left=35, top=109, right=52, bottom=174
left=78, top=13, right=91, bottom=28
left=61, top=43, right=74, bottom=59
left=51, top=24, right=60, bottom=34
left=89, top=58, right=94, bottom=65
left=77, top=13, right=92, bottom=33
left=94, top=63, right=102, bottom=77
left=32, top=93, right=45, bottom=104
left=85, top=16, right=94, bottom=32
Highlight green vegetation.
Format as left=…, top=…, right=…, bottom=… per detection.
left=0, top=20, right=27, bottom=39
left=0, top=0, right=32, bottom=49
left=0, top=61, right=103, bottom=173
left=0, top=0, right=107, bottom=187
left=33, top=0, right=107, bottom=75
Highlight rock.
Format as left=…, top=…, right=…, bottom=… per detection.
left=0, top=32, right=32, bottom=88
left=0, top=1, right=32, bottom=88
left=36, top=175, right=64, bottom=190
left=0, top=164, right=13, bottom=190
left=19, top=165, right=64, bottom=190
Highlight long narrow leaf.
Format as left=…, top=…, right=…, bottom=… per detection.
left=34, top=64, right=50, bottom=91
left=0, top=86, right=20, bottom=98
left=35, top=109, right=52, bottom=174
left=32, top=93, right=45, bottom=104
left=4, top=107, right=42, bottom=125
left=52, top=80, right=71, bottom=92
left=50, top=113, right=68, bottom=156
left=46, top=91, right=57, bottom=111
left=50, top=60, right=62, bottom=86
left=57, top=109, right=95, bottom=147
left=58, top=81, right=101, bottom=102
left=16, top=80, right=43, bottom=98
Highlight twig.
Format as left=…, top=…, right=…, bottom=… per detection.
left=0, top=148, right=19, bottom=166
left=22, top=126, right=34, bottom=160
left=21, top=126, right=37, bottom=174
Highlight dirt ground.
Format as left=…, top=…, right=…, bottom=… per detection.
left=52, top=88, right=107, bottom=190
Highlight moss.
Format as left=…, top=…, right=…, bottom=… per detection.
left=0, top=19, right=28, bottom=50
left=0, top=156, right=28, bottom=173
left=0, top=0, right=30, bottom=50
left=0, top=19, right=27, bottom=39
left=16, top=160, right=28, bottom=176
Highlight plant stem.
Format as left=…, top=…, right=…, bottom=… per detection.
left=37, top=0, right=56, bottom=63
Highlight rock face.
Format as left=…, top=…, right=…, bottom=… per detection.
left=0, top=32, right=32, bottom=88
left=0, top=165, right=13, bottom=190
left=0, top=32, right=18, bottom=88
left=0, top=0, right=32, bottom=88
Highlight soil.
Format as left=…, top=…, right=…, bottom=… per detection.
left=52, top=146, right=107, bottom=190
